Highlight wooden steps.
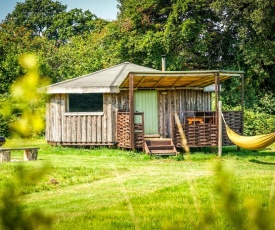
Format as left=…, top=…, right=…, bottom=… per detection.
left=144, top=138, right=177, bottom=156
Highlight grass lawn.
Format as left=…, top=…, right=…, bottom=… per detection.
left=1, top=139, right=275, bottom=229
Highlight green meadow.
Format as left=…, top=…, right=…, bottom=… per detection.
left=1, top=139, right=275, bottom=229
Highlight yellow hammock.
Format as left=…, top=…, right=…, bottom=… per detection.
left=225, top=125, right=275, bottom=150
left=222, top=114, right=275, bottom=150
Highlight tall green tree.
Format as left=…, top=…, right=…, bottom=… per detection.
left=212, top=0, right=275, bottom=109
left=5, top=0, right=66, bottom=37
left=163, top=0, right=239, bottom=70
left=0, top=22, right=33, bottom=94
left=45, top=9, right=100, bottom=42
left=39, top=33, right=106, bottom=83
left=109, top=0, right=173, bottom=69
left=117, top=0, right=173, bottom=32
left=116, top=0, right=235, bottom=70
left=0, top=20, right=53, bottom=136
left=212, top=0, right=275, bottom=111
left=5, top=0, right=103, bottom=42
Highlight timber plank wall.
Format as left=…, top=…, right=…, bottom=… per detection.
left=158, top=89, right=211, bottom=138
left=46, top=89, right=211, bottom=146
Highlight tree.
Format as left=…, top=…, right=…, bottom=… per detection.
left=45, top=9, right=101, bottom=42
left=212, top=0, right=275, bottom=110
left=38, top=32, right=107, bottom=83
left=163, top=0, right=242, bottom=70
left=117, top=0, right=173, bottom=32
left=0, top=22, right=32, bottom=94
left=116, top=0, right=236, bottom=70
left=0, top=21, right=52, bottom=136
left=5, top=0, right=104, bottom=42
left=5, top=0, right=66, bottom=37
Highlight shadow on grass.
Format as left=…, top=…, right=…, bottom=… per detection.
left=249, top=159, right=275, bottom=165
left=221, top=146, right=275, bottom=157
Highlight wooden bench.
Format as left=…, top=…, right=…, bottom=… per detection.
left=0, top=147, right=39, bottom=162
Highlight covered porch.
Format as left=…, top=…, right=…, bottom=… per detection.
left=116, top=70, right=244, bottom=153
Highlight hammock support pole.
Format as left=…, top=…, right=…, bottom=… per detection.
left=218, top=101, right=222, bottom=157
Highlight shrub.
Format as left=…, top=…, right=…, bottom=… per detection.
left=244, top=110, right=275, bottom=135
left=255, top=91, right=275, bottom=115
left=0, top=165, right=52, bottom=229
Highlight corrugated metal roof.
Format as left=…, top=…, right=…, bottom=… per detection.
left=44, top=62, right=160, bottom=94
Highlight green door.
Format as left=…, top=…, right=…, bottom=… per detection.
left=134, top=90, right=158, bottom=135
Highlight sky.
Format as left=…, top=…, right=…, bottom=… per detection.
left=0, top=0, right=118, bottom=22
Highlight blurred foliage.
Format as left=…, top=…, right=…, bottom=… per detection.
left=212, top=163, right=274, bottom=230
left=0, top=165, right=52, bottom=230
left=0, top=54, right=50, bottom=138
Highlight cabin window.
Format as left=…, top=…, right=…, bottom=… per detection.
left=68, top=93, right=103, bottom=112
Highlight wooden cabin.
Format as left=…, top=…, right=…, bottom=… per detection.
left=43, top=62, right=244, bottom=155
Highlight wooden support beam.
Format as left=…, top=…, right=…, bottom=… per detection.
left=153, top=77, right=164, bottom=88
left=129, top=74, right=134, bottom=149
left=215, top=73, right=218, bottom=126
left=171, top=77, right=182, bottom=87
left=136, top=76, right=146, bottom=88
left=217, top=72, right=220, bottom=102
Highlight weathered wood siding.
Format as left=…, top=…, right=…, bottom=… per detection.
left=46, top=89, right=210, bottom=145
left=158, top=89, right=211, bottom=138
left=46, top=93, right=121, bottom=145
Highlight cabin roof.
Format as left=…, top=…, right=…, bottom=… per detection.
left=44, top=62, right=159, bottom=94
left=121, top=70, right=244, bottom=89
left=43, top=62, right=244, bottom=94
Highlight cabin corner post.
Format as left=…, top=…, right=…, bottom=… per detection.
left=217, top=72, right=221, bottom=101
left=129, top=74, right=135, bottom=149
left=215, top=72, right=221, bottom=124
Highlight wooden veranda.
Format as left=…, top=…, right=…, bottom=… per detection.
left=116, top=70, right=244, bottom=153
